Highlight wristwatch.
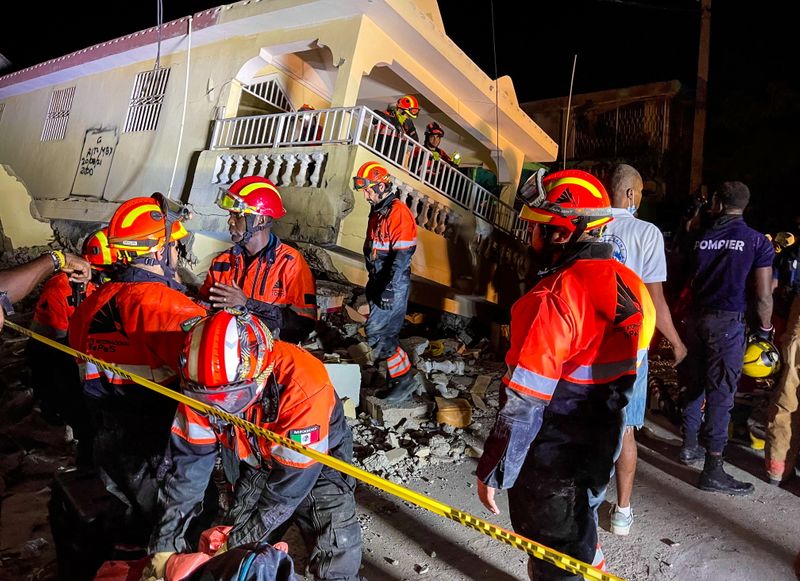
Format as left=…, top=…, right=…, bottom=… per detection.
left=0, top=291, right=14, bottom=316
left=45, top=250, right=66, bottom=272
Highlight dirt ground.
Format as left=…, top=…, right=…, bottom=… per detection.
left=2, top=323, right=800, bottom=580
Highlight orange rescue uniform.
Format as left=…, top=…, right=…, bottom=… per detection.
left=200, top=235, right=316, bottom=343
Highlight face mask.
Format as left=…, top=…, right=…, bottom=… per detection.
left=627, top=204, right=637, bottom=216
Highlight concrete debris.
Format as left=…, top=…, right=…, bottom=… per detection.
left=415, top=563, right=430, bottom=574
left=363, top=396, right=430, bottom=427
left=324, top=363, right=362, bottom=405
left=347, top=343, right=374, bottom=366
left=399, top=337, right=429, bottom=365
left=384, top=447, right=408, bottom=466
left=341, top=397, right=357, bottom=419
left=417, top=358, right=465, bottom=375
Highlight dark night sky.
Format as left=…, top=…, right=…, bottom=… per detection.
left=0, top=0, right=710, bottom=100
left=1, top=1, right=797, bottom=228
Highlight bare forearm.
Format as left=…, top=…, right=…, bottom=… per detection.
left=0, top=256, right=55, bottom=303
left=756, top=294, right=773, bottom=329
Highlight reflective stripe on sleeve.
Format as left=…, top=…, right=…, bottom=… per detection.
left=171, top=410, right=217, bottom=445
left=393, top=240, right=416, bottom=250
left=504, top=365, right=558, bottom=401
left=272, top=436, right=329, bottom=468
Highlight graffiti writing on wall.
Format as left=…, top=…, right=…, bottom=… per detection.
left=71, top=129, right=118, bottom=198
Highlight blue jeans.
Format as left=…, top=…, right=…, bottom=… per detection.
left=679, top=310, right=746, bottom=454
left=624, top=355, right=648, bottom=429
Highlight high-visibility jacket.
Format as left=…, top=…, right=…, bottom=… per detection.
left=363, top=195, right=417, bottom=299
left=479, top=242, right=655, bottom=489
left=69, top=273, right=207, bottom=396
left=200, top=235, right=316, bottom=342
left=32, top=272, right=96, bottom=339
left=150, top=341, right=350, bottom=553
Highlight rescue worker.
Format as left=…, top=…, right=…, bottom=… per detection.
left=69, top=196, right=206, bottom=537
left=26, top=228, right=118, bottom=463
left=147, top=308, right=362, bottom=581
left=476, top=169, right=655, bottom=581
left=1, top=250, right=90, bottom=331
left=373, top=95, right=420, bottom=164
left=352, top=161, right=419, bottom=403
left=678, top=181, right=773, bottom=495
left=422, top=122, right=457, bottom=168
left=201, top=176, right=317, bottom=344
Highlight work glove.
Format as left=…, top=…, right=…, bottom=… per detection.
left=378, top=287, right=394, bottom=310
left=140, top=551, right=175, bottom=581
left=754, top=325, right=775, bottom=342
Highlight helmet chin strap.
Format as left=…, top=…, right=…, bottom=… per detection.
left=237, top=214, right=269, bottom=247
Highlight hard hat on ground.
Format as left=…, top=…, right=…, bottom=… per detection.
left=82, top=227, right=118, bottom=268
left=396, top=95, right=420, bottom=118
left=108, top=197, right=189, bottom=255
left=742, top=337, right=780, bottom=378
left=352, top=161, right=391, bottom=191
left=180, top=308, right=275, bottom=414
left=216, top=176, right=286, bottom=219
left=517, top=168, right=613, bottom=233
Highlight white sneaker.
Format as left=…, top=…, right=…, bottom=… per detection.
left=610, top=504, right=633, bottom=536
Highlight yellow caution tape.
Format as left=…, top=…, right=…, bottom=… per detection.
left=2, top=319, right=623, bottom=581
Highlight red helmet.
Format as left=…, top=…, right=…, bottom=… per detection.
left=82, top=227, right=118, bottom=267
left=216, top=176, right=286, bottom=219
left=396, top=95, right=420, bottom=118
left=518, top=169, right=612, bottom=232
left=425, top=122, right=444, bottom=137
left=352, top=161, right=391, bottom=190
left=108, top=197, right=189, bottom=254
left=180, top=308, right=275, bottom=414
left=298, top=104, right=315, bottom=111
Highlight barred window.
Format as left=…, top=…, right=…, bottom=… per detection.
left=41, top=87, right=75, bottom=141
left=123, top=67, right=170, bottom=133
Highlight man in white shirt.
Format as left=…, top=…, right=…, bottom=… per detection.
left=600, top=164, right=687, bottom=535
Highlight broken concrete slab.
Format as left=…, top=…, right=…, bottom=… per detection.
left=341, top=397, right=357, bottom=419
left=363, top=396, right=430, bottom=427
left=384, top=447, right=408, bottom=466
left=324, top=362, right=361, bottom=405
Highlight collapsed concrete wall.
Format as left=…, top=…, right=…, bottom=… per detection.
left=0, top=166, right=54, bottom=252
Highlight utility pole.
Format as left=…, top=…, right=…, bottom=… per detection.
left=689, top=0, right=712, bottom=194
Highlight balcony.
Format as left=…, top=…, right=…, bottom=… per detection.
left=187, top=106, right=530, bottom=313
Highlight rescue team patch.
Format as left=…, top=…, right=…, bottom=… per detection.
left=289, top=425, right=321, bottom=445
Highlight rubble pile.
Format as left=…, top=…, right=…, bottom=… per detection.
left=307, top=283, right=510, bottom=483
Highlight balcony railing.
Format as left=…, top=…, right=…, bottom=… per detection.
left=210, top=106, right=529, bottom=243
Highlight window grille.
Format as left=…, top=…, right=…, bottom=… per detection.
left=123, top=67, right=170, bottom=132
left=41, top=87, right=75, bottom=141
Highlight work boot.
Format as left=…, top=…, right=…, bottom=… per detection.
left=679, top=441, right=706, bottom=465
left=380, top=371, right=419, bottom=403
left=698, top=454, right=754, bottom=495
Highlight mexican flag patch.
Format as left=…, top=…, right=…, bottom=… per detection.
left=289, top=425, right=321, bottom=445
